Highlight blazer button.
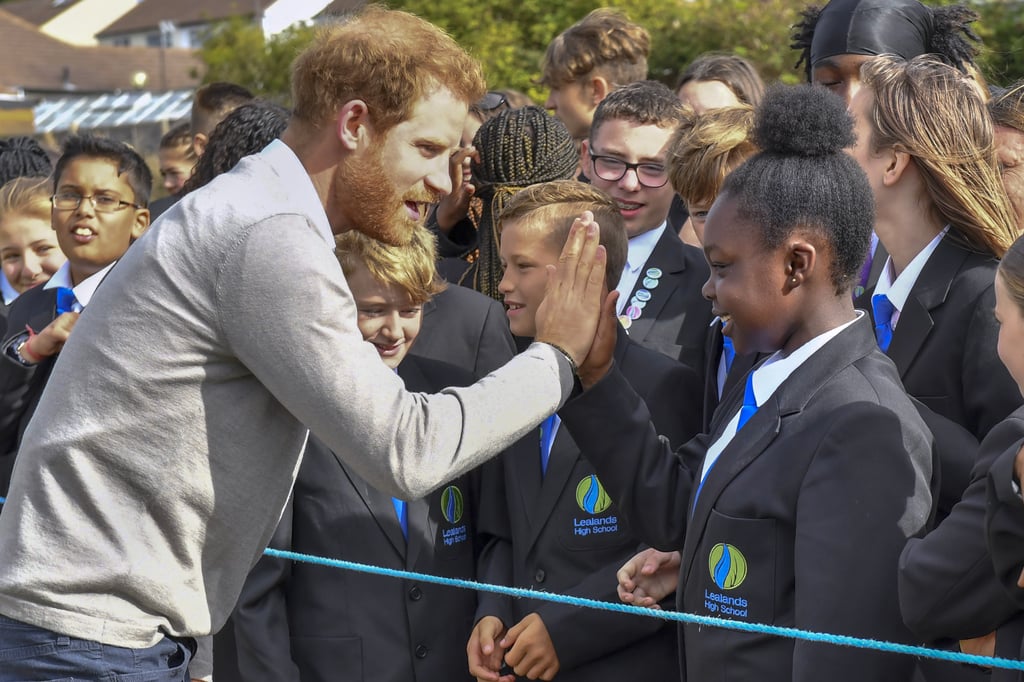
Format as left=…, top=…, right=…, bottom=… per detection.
left=408, top=586, right=422, bottom=601
left=534, top=569, right=546, bottom=583
left=415, top=644, right=429, bottom=659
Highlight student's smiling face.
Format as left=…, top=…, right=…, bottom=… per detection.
left=0, top=211, right=65, bottom=294
left=347, top=260, right=423, bottom=370
left=498, top=217, right=560, bottom=338
left=701, top=196, right=799, bottom=356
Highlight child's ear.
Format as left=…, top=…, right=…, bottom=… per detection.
left=588, top=76, right=610, bottom=106
left=785, top=239, right=817, bottom=289
left=881, top=149, right=913, bottom=188
left=130, top=208, right=150, bottom=241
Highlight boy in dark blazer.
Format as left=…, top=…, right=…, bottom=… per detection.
left=0, top=136, right=150, bottom=497
left=563, top=85, right=934, bottom=682
left=468, top=180, right=702, bottom=682
left=581, top=81, right=713, bottom=373
left=234, top=227, right=487, bottom=682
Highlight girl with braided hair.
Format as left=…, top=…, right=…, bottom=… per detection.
left=449, top=105, right=579, bottom=301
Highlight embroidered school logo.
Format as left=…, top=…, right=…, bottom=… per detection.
left=575, top=475, right=613, bottom=514
left=441, top=485, right=464, bottom=524
left=709, top=543, right=748, bottom=590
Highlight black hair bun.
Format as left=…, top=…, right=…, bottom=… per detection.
left=753, top=83, right=855, bottom=157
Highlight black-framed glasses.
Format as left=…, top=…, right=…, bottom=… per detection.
left=589, top=152, right=669, bottom=188
left=474, top=91, right=508, bottom=114
left=51, top=192, right=142, bottom=213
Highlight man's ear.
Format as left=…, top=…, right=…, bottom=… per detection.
left=336, top=100, right=370, bottom=151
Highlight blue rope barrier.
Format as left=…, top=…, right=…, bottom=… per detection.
left=263, top=546, right=1024, bottom=672
left=0, top=494, right=1021, bottom=670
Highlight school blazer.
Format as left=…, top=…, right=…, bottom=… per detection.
left=0, top=285, right=63, bottom=496
left=858, top=236, right=1020, bottom=441
left=900, top=406, right=1024, bottom=682
left=474, top=326, right=702, bottom=681
left=624, top=227, right=714, bottom=374
left=233, top=355, right=483, bottom=682
left=411, top=283, right=516, bottom=379
left=560, top=316, right=934, bottom=682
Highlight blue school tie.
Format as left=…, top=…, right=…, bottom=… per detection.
left=55, top=287, right=79, bottom=315
left=391, top=497, right=408, bottom=540
left=736, top=374, right=758, bottom=431
left=872, top=293, right=896, bottom=352
left=694, top=375, right=758, bottom=509
left=721, top=334, right=736, bottom=373
left=540, top=414, right=561, bottom=477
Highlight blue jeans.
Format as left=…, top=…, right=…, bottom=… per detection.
left=0, top=615, right=194, bottom=681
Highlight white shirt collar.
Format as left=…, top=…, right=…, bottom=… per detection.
left=43, top=260, right=116, bottom=309
left=873, top=226, right=949, bottom=315
left=260, top=139, right=335, bottom=248
left=625, top=222, right=667, bottom=272
left=749, top=311, right=864, bottom=408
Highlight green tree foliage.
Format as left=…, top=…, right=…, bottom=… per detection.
left=198, top=17, right=314, bottom=103
left=196, top=1, right=1024, bottom=105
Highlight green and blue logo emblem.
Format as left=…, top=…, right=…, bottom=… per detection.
left=709, top=543, right=748, bottom=590
left=575, top=475, right=613, bottom=514
left=441, top=485, right=464, bottom=524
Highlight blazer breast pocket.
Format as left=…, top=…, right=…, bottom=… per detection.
left=688, top=509, right=777, bottom=626
left=557, top=474, right=634, bottom=553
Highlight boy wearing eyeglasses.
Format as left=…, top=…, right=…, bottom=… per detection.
left=0, top=135, right=150, bottom=494
left=581, top=81, right=712, bottom=375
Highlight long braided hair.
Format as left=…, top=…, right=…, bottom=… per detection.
left=0, top=137, right=52, bottom=187
left=464, top=105, right=579, bottom=299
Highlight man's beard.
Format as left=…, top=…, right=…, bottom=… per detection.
left=332, top=147, right=436, bottom=246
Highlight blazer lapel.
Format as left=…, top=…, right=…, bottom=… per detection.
left=625, top=229, right=686, bottom=343
left=886, top=238, right=968, bottom=377
left=523, top=426, right=579, bottom=554
left=680, top=317, right=879, bottom=583
left=405, top=496, right=434, bottom=568
left=334, top=451, right=407, bottom=559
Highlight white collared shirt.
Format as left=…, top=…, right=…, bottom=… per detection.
left=260, top=139, right=335, bottom=248
left=615, top=222, right=667, bottom=315
left=872, top=227, right=949, bottom=329
left=698, top=312, right=864, bottom=486
left=43, top=260, right=116, bottom=311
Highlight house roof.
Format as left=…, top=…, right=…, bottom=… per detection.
left=0, top=8, right=202, bottom=94
left=1, top=0, right=85, bottom=27
left=315, top=0, right=366, bottom=19
left=96, top=0, right=274, bottom=38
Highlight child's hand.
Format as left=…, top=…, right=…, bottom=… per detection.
left=468, top=616, right=513, bottom=682
left=578, top=288, right=619, bottom=389
left=434, top=146, right=479, bottom=232
left=501, top=612, right=559, bottom=680
left=21, top=312, right=79, bottom=363
left=617, top=547, right=681, bottom=608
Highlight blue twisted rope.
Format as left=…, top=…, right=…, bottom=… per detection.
left=0, top=495, right=1021, bottom=670
left=263, top=547, right=1024, bottom=672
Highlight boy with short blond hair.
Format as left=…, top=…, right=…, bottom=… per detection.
left=468, top=179, right=700, bottom=682
left=235, top=227, right=487, bottom=682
